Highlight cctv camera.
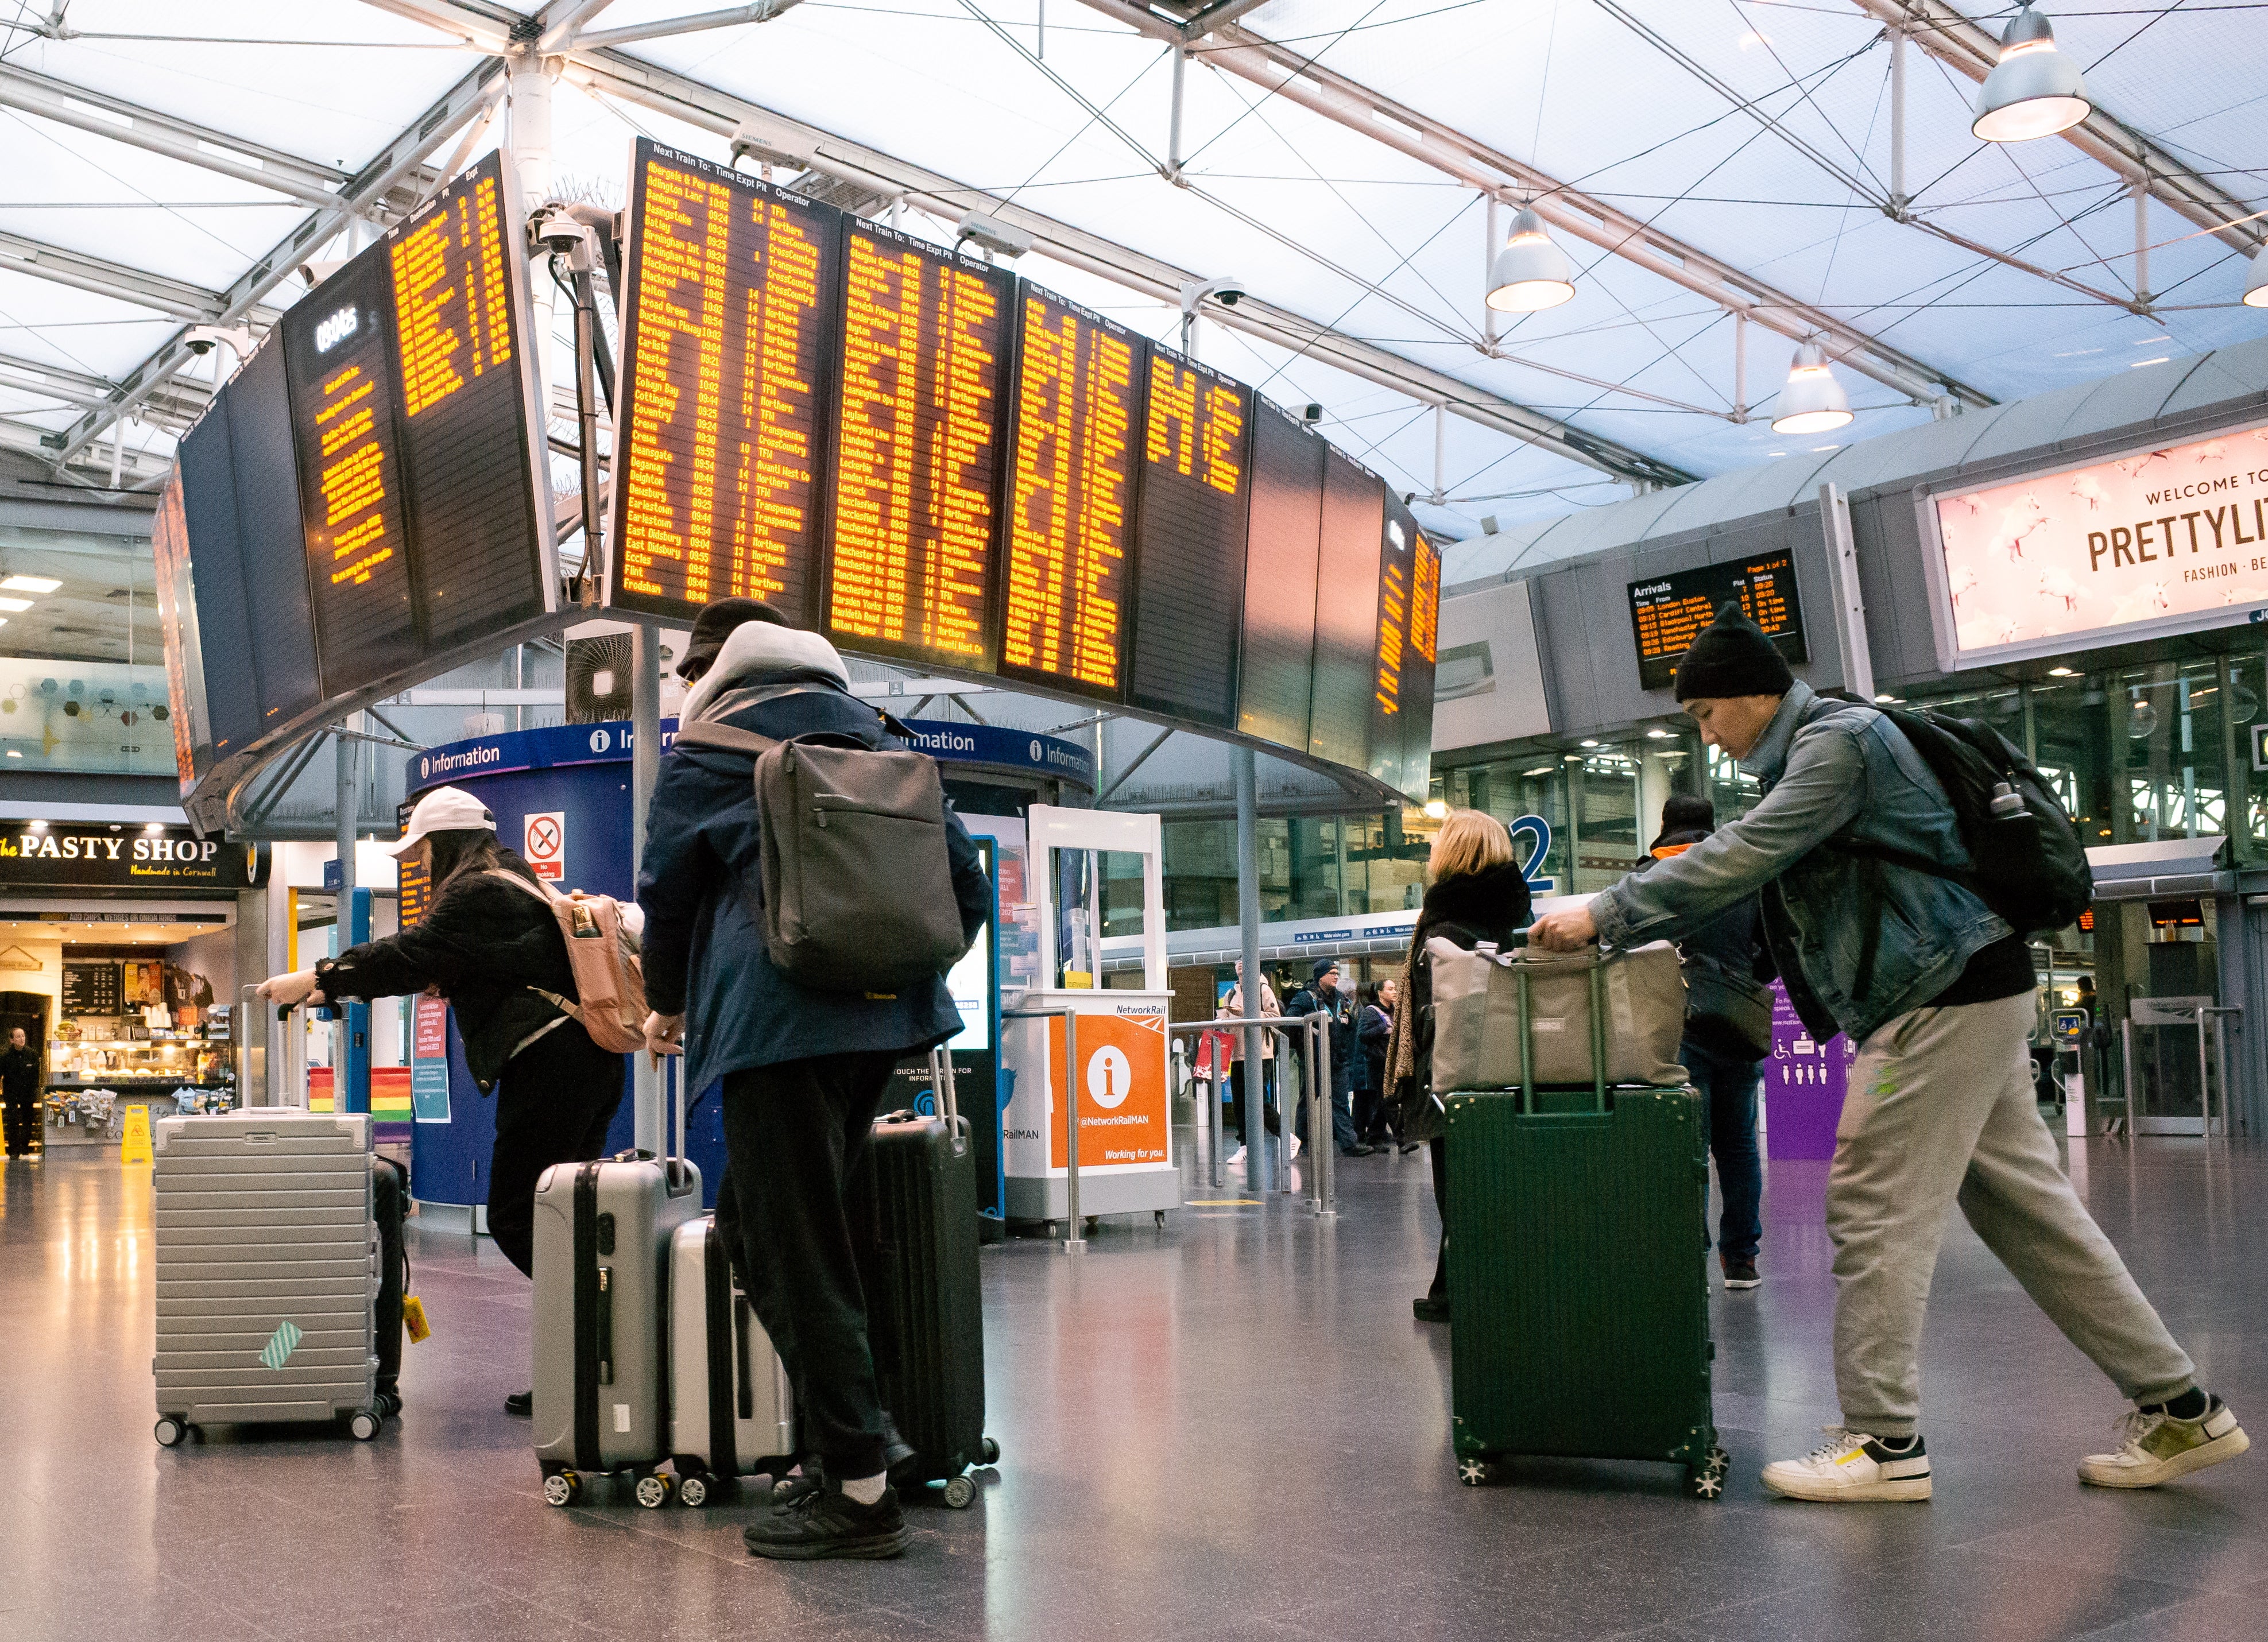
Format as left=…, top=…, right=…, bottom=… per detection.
left=184, top=324, right=254, bottom=362
left=527, top=204, right=588, bottom=257
left=1214, top=278, right=1247, bottom=307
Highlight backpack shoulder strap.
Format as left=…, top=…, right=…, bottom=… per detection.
left=671, top=719, right=777, bottom=756
left=485, top=868, right=559, bottom=905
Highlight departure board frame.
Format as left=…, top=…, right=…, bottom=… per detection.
left=603, top=138, right=847, bottom=628
left=1627, top=549, right=1806, bottom=692
left=821, top=215, right=1017, bottom=675
left=996, top=285, right=1147, bottom=703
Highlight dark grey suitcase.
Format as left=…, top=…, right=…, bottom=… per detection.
left=151, top=1110, right=386, bottom=1446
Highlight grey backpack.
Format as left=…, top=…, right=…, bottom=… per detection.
left=672, top=702, right=971, bottom=994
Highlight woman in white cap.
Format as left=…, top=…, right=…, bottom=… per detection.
left=257, top=784, right=628, bottom=1417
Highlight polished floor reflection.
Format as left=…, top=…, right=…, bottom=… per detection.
left=0, top=1133, right=2262, bottom=1641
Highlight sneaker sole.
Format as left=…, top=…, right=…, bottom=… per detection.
left=1762, top=1470, right=1932, bottom=1503
left=2080, top=1424, right=2250, bottom=1489
left=744, top=1529, right=912, bottom=1560
left=1722, top=1277, right=1761, bottom=1290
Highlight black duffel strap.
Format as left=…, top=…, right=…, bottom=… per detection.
left=571, top=1163, right=602, bottom=1472
left=703, top=1220, right=738, bottom=1479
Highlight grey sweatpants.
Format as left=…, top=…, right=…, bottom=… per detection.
left=1828, top=992, right=2195, bottom=1438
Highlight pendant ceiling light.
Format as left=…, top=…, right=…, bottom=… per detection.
left=2243, top=245, right=2268, bottom=308
left=1486, top=206, right=1575, bottom=312
left=1770, top=340, right=1852, bottom=435
left=1972, top=4, right=2092, bottom=144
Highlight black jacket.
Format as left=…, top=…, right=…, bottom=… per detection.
left=1643, top=830, right=1775, bottom=1062
left=1398, top=860, right=1533, bottom=1136
left=1, top=1043, right=38, bottom=1100
left=318, top=852, right=595, bottom=1094
left=1286, top=985, right=1365, bottom=1092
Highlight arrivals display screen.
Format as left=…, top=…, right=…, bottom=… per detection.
left=823, top=219, right=1013, bottom=671
left=606, top=141, right=840, bottom=625
left=998, top=289, right=1143, bottom=699
left=1127, top=346, right=1249, bottom=729
left=1627, top=550, right=1806, bottom=692
left=1309, top=446, right=1386, bottom=770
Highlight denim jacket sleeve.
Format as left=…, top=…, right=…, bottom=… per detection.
left=1594, top=719, right=1870, bottom=951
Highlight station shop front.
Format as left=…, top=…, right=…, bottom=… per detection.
left=0, top=819, right=263, bottom=1151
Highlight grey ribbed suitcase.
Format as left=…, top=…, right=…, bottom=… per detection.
left=151, top=1111, right=386, bottom=1446
left=667, top=1215, right=795, bottom=1507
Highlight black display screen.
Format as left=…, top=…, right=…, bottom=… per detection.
left=1127, top=346, right=1249, bottom=729
left=1628, top=549, right=1806, bottom=692
left=1236, top=400, right=1325, bottom=749
left=1307, top=446, right=1385, bottom=770
left=173, top=399, right=261, bottom=762
left=1367, top=490, right=1440, bottom=800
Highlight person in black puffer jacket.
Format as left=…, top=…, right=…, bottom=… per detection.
left=1384, top=810, right=1531, bottom=1323
left=258, top=786, right=627, bottom=1416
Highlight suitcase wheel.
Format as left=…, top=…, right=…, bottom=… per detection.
left=979, top=1436, right=1000, bottom=1467
left=348, top=1411, right=383, bottom=1442
left=676, top=1471, right=711, bottom=1509
left=1456, top=1456, right=1500, bottom=1488
left=154, top=1418, right=187, bottom=1449
left=543, top=1470, right=582, bottom=1508
left=634, top=1472, right=675, bottom=1510
left=940, top=1474, right=976, bottom=1509
left=1683, top=1446, right=1730, bottom=1501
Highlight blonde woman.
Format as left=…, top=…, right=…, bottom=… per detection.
left=1383, top=809, right=1532, bottom=1323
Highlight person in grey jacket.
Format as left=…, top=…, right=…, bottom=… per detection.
left=1532, top=602, right=2246, bottom=1505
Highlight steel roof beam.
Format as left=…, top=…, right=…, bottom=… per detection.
left=44, top=60, right=508, bottom=467
left=555, top=45, right=1692, bottom=485
left=0, top=225, right=230, bottom=322
left=1848, top=0, right=2264, bottom=255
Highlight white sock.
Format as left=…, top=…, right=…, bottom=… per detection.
left=841, top=1471, right=887, bottom=1506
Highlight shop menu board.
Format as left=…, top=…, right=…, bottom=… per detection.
left=1627, top=549, right=1808, bottom=692
left=600, top=140, right=1440, bottom=798
left=61, top=961, right=121, bottom=1017
left=606, top=145, right=841, bottom=625
left=1000, top=289, right=1140, bottom=699
left=164, top=149, right=555, bottom=804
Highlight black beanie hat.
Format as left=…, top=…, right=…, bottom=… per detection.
left=677, top=597, right=789, bottom=680
left=1311, top=958, right=1338, bottom=983
left=1672, top=601, right=1794, bottom=702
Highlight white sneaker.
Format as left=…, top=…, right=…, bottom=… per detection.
left=1761, top=1428, right=1932, bottom=1502
left=1288, top=1134, right=1303, bottom=1160
left=2079, top=1397, right=2249, bottom=1489
left=1226, top=1147, right=1247, bottom=1169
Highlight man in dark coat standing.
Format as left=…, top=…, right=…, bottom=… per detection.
left=638, top=599, right=990, bottom=1561
left=1, top=1026, right=41, bottom=1158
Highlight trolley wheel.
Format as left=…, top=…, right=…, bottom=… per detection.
left=543, top=1470, right=582, bottom=1508
left=1683, top=1446, right=1730, bottom=1501
left=634, top=1471, right=674, bottom=1509
left=154, top=1418, right=186, bottom=1449
left=1457, top=1456, right=1499, bottom=1488
left=940, top=1474, right=977, bottom=1509
left=677, top=1471, right=711, bottom=1509
left=979, top=1436, right=1001, bottom=1466
left=348, top=1411, right=382, bottom=1442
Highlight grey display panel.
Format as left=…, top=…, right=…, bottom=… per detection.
left=1127, top=345, right=1250, bottom=730
left=1236, top=400, right=1323, bottom=750
left=1308, top=446, right=1384, bottom=769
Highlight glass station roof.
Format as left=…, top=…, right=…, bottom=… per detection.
left=0, top=0, right=2259, bottom=543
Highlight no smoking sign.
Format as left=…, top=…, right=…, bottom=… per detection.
left=524, top=811, right=566, bottom=882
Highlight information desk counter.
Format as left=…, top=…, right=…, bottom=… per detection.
left=999, top=987, right=1178, bottom=1224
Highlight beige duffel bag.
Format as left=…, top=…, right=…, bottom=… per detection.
left=1427, top=937, right=1688, bottom=1094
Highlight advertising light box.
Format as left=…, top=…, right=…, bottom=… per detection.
left=1923, top=424, right=2268, bottom=668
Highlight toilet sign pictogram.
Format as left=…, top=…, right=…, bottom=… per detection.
left=524, top=811, right=566, bottom=882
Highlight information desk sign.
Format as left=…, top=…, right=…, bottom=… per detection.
left=998, top=286, right=1145, bottom=701
left=1626, top=549, right=1807, bottom=692
left=606, top=140, right=843, bottom=626
left=1127, top=344, right=1251, bottom=729
left=822, top=219, right=1013, bottom=672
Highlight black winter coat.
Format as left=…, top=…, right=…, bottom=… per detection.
left=318, top=852, right=594, bottom=1093
left=1644, top=829, right=1775, bottom=1062
left=1395, top=860, right=1533, bottom=1138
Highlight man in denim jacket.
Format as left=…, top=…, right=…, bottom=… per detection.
left=1532, top=603, right=2247, bottom=1504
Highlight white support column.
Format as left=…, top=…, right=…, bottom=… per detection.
left=1483, top=192, right=1500, bottom=349
left=2133, top=179, right=2151, bottom=308
left=510, top=49, right=556, bottom=393
left=1166, top=45, right=1186, bottom=183
left=1888, top=25, right=1907, bottom=218
left=1732, top=310, right=1747, bottom=424
left=1431, top=402, right=1447, bottom=506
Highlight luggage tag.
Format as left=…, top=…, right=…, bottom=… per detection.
left=403, top=1295, right=433, bottom=1344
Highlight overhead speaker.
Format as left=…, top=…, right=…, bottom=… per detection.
left=566, top=633, right=634, bottom=725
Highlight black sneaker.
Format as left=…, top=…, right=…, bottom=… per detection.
left=744, top=1482, right=911, bottom=1560
left=882, top=1418, right=921, bottom=1489
left=1722, top=1258, right=1760, bottom=1291
left=1412, top=1294, right=1450, bottom=1323
left=504, top=1390, right=532, bottom=1417
left=1341, top=1144, right=1375, bottom=1157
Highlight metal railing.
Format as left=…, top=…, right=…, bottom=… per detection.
left=1167, top=1013, right=1335, bottom=1216
left=1001, top=1008, right=1085, bottom=1254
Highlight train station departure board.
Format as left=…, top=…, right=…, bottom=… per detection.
left=1000, top=289, right=1143, bottom=699
left=1627, top=549, right=1806, bottom=692
left=1368, top=492, right=1441, bottom=797
left=607, top=141, right=841, bottom=625
left=1127, top=346, right=1250, bottom=729
left=1308, top=446, right=1386, bottom=770
left=1236, top=399, right=1324, bottom=749
left=823, top=220, right=1013, bottom=671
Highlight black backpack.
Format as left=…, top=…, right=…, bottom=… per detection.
left=1835, top=705, right=2093, bottom=936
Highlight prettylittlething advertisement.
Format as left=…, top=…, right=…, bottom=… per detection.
left=1932, top=424, right=2268, bottom=665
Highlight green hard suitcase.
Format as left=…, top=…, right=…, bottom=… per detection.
left=1442, top=961, right=1727, bottom=1499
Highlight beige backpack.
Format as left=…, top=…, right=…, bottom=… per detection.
left=489, top=872, right=649, bottom=1054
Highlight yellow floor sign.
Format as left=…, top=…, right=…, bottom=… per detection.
left=119, top=1102, right=152, bottom=1165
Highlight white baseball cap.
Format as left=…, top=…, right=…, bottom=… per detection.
left=391, top=785, right=496, bottom=858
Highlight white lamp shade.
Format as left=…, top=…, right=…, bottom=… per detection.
left=1973, top=8, right=2091, bottom=142
left=2244, top=245, right=2268, bottom=309
left=1771, top=341, right=1852, bottom=435
left=1487, top=207, right=1575, bottom=312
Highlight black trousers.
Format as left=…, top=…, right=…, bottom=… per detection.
left=1227, top=1060, right=1281, bottom=1144
left=1427, top=1134, right=1450, bottom=1303
left=716, top=1049, right=900, bottom=1482
left=1, top=1093, right=37, bottom=1156
left=485, top=1025, right=625, bottom=1278
left=372, top=1156, right=407, bottom=1397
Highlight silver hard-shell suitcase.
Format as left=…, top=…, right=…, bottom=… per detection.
left=151, top=1110, right=386, bottom=1445
left=667, top=1215, right=795, bottom=1506
left=531, top=1146, right=702, bottom=1507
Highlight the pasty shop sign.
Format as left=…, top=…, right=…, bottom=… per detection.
left=1923, top=423, right=2268, bottom=668
left=0, top=822, right=262, bottom=889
